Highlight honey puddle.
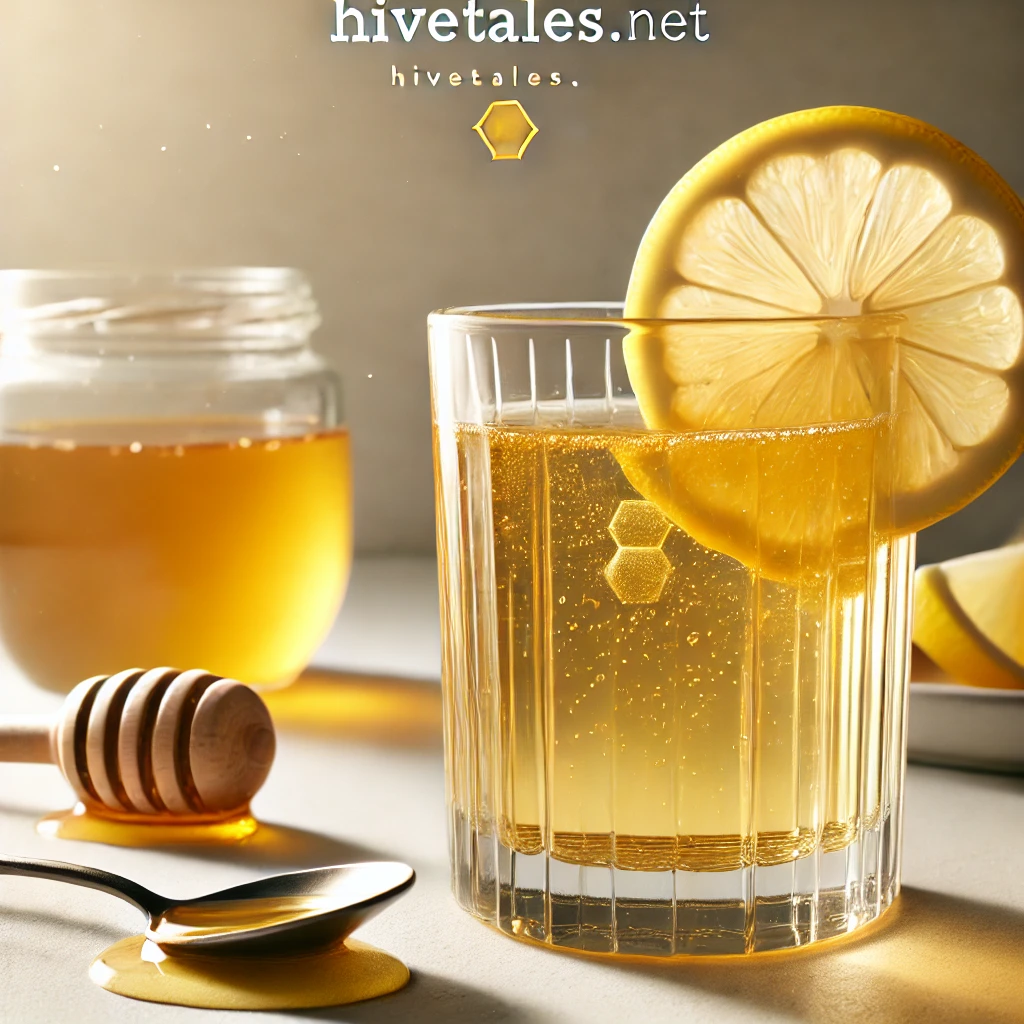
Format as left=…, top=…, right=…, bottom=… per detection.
left=38, top=804, right=259, bottom=847
left=46, top=808, right=411, bottom=1008
left=91, top=936, right=409, bottom=1010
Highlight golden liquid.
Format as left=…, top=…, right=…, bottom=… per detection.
left=37, top=804, right=259, bottom=846
left=0, top=420, right=351, bottom=691
left=152, top=895, right=332, bottom=941
left=91, top=936, right=408, bottom=1011
left=444, top=420, right=908, bottom=873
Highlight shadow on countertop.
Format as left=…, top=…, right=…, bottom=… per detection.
left=169, top=820, right=392, bottom=871
left=595, top=887, right=1024, bottom=1024
left=0, top=798, right=396, bottom=872
left=281, top=887, right=1024, bottom=1024
left=263, top=668, right=442, bottom=751
left=298, top=969, right=555, bottom=1024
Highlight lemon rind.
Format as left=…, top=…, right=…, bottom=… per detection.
left=913, top=563, right=1024, bottom=690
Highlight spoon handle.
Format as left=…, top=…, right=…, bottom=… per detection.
left=0, top=854, right=167, bottom=918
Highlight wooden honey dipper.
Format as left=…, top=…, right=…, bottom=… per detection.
left=0, top=668, right=276, bottom=818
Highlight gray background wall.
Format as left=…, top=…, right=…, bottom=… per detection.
left=0, top=0, right=1022, bottom=561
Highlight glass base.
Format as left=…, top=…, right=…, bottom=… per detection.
left=451, top=809, right=900, bottom=956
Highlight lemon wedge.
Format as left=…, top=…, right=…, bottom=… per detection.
left=623, top=106, right=1024, bottom=573
left=914, top=544, right=1024, bottom=689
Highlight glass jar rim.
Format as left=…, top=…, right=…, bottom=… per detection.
left=0, top=267, right=320, bottom=349
left=430, top=301, right=905, bottom=331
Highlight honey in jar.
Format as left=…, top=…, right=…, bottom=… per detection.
left=0, top=269, right=350, bottom=692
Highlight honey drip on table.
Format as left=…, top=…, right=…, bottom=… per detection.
left=90, top=936, right=409, bottom=1011
left=38, top=804, right=259, bottom=847
left=92, top=891, right=409, bottom=1009
left=42, top=811, right=410, bottom=1008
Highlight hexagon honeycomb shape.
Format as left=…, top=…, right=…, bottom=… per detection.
left=473, top=100, right=539, bottom=160
left=608, top=500, right=671, bottom=549
left=604, top=547, right=673, bottom=604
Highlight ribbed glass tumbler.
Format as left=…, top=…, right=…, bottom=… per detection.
left=429, top=305, right=913, bottom=955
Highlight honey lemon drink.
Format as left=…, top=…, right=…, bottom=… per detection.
left=0, top=419, right=351, bottom=691
left=450, top=410, right=907, bottom=874
left=434, top=106, right=1024, bottom=954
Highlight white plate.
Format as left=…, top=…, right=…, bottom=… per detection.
left=908, top=681, right=1024, bottom=774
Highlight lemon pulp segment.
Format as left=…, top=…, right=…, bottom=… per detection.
left=623, top=106, right=1024, bottom=569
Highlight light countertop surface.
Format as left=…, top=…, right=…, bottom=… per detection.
left=1, top=556, right=1022, bottom=1024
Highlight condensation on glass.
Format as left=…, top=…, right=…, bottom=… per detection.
left=429, top=304, right=913, bottom=956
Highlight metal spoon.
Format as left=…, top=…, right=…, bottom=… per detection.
left=0, top=855, right=415, bottom=956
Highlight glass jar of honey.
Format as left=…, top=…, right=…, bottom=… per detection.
left=0, top=268, right=351, bottom=693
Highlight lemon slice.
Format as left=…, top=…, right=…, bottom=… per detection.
left=914, top=544, right=1024, bottom=689
left=623, top=106, right=1024, bottom=571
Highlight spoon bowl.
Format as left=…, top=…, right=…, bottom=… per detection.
left=0, top=855, right=414, bottom=957
left=148, top=862, right=415, bottom=954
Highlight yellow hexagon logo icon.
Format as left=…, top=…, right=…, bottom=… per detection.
left=473, top=100, right=539, bottom=161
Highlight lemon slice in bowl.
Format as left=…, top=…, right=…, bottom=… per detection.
left=914, top=544, right=1024, bottom=689
left=622, top=106, right=1024, bottom=573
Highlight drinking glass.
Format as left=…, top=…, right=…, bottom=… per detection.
left=429, top=304, right=913, bottom=955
